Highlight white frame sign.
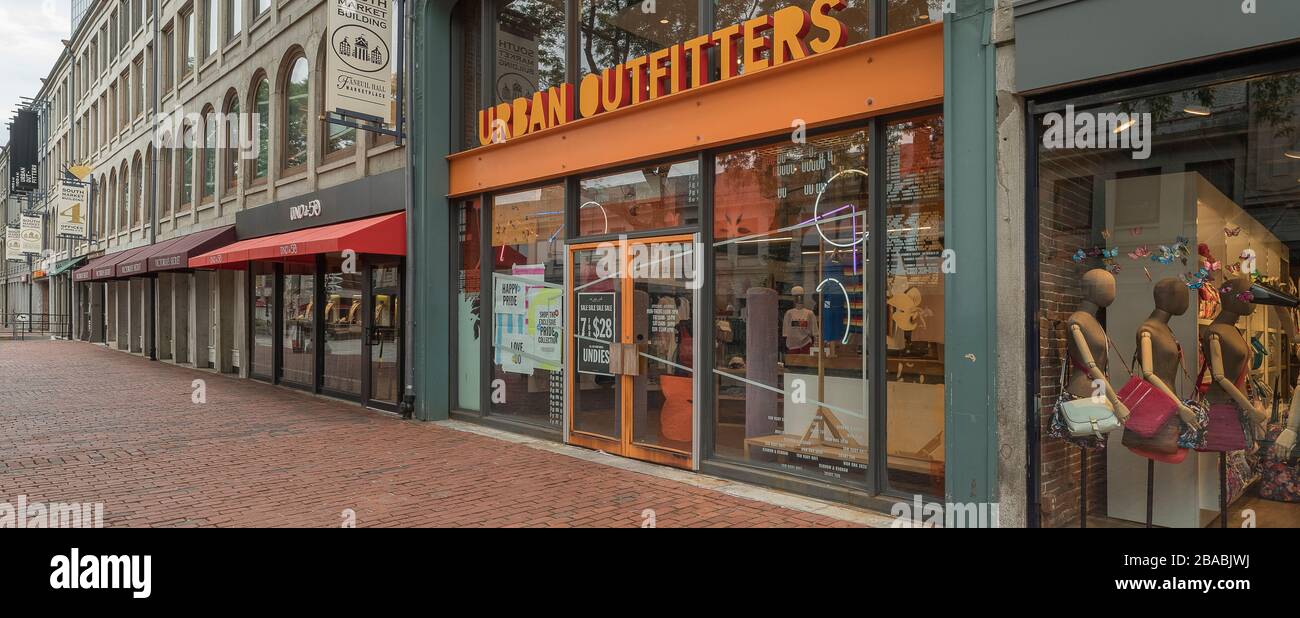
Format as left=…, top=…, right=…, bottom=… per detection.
left=326, top=0, right=396, bottom=125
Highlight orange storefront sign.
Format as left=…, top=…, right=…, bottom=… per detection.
left=451, top=19, right=943, bottom=197
left=478, top=0, right=851, bottom=146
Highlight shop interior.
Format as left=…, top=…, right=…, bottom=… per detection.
left=1037, top=71, right=1300, bottom=528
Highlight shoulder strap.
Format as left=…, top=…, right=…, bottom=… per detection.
left=1104, top=335, right=1135, bottom=378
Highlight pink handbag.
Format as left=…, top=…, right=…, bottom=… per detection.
left=1110, top=342, right=1179, bottom=439
left=1117, top=378, right=1179, bottom=438
left=1196, top=403, right=1250, bottom=453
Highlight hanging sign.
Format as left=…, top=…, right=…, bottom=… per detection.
left=476, top=0, right=849, bottom=146
left=56, top=181, right=89, bottom=238
left=5, top=226, right=21, bottom=261
left=20, top=215, right=42, bottom=255
left=326, top=0, right=396, bottom=125
left=576, top=292, right=616, bottom=376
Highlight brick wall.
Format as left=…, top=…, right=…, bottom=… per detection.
left=1037, top=171, right=1108, bottom=528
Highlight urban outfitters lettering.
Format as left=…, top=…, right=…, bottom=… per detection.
left=477, top=0, right=849, bottom=145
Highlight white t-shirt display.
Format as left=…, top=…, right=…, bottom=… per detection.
left=782, top=306, right=818, bottom=350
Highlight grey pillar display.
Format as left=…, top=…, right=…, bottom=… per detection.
left=745, top=287, right=779, bottom=439
left=190, top=271, right=211, bottom=369
left=156, top=273, right=173, bottom=360
left=172, top=273, right=190, bottom=364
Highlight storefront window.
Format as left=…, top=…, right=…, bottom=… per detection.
left=454, top=0, right=482, bottom=151
left=712, top=127, right=871, bottom=487
left=490, top=184, right=566, bottom=427
left=493, top=0, right=566, bottom=105
left=1034, top=70, right=1300, bottom=528
left=884, top=0, right=942, bottom=34
left=251, top=262, right=275, bottom=379
left=281, top=262, right=315, bottom=386
left=885, top=113, right=945, bottom=496
left=714, top=0, right=872, bottom=77
left=579, top=0, right=699, bottom=75
left=577, top=159, right=700, bottom=236
left=457, top=198, right=482, bottom=411
left=322, top=254, right=364, bottom=396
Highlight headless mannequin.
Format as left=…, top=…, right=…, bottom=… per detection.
left=1138, top=278, right=1201, bottom=430
left=1202, top=275, right=1265, bottom=424
left=1066, top=269, right=1130, bottom=422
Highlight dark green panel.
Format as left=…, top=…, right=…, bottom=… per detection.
left=943, top=0, right=998, bottom=515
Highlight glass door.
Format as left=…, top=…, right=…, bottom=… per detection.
left=567, top=234, right=698, bottom=470
left=367, top=259, right=402, bottom=407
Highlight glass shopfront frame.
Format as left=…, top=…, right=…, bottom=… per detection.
left=247, top=253, right=405, bottom=412
left=451, top=110, right=947, bottom=507
left=1026, top=49, right=1300, bottom=529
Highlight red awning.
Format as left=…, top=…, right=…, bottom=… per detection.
left=115, top=225, right=236, bottom=276
left=73, top=245, right=153, bottom=282
left=189, top=213, right=405, bottom=269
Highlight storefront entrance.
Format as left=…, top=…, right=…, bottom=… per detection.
left=566, top=234, right=699, bottom=470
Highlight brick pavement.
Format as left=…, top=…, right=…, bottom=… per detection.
left=0, top=340, right=866, bottom=528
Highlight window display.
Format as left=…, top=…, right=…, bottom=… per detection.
left=322, top=254, right=364, bottom=396
left=712, top=127, right=872, bottom=487
left=885, top=114, right=945, bottom=496
left=490, top=184, right=566, bottom=427
left=1034, top=70, right=1300, bottom=528
left=457, top=199, right=482, bottom=411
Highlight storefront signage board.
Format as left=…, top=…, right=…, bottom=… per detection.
left=476, top=0, right=849, bottom=145
left=326, top=0, right=395, bottom=124
left=576, top=292, right=616, bottom=376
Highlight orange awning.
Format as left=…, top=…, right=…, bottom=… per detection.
left=189, top=212, right=406, bottom=269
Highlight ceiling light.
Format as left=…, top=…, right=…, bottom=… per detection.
left=1183, top=105, right=1212, bottom=117
left=1284, top=148, right=1300, bottom=160
left=659, top=18, right=669, bottom=24
left=1113, top=118, right=1136, bottom=134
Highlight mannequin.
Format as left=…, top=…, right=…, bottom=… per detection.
left=1276, top=376, right=1300, bottom=459
left=1137, top=278, right=1201, bottom=430
left=782, top=285, right=817, bottom=355
left=1202, top=275, right=1265, bottom=425
left=1065, top=268, right=1130, bottom=422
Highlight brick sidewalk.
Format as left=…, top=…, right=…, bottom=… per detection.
left=0, top=340, right=865, bottom=528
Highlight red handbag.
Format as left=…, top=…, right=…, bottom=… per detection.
left=1197, top=403, right=1250, bottom=453
left=1109, top=341, right=1179, bottom=438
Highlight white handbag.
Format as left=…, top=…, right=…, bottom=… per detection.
left=1056, top=356, right=1122, bottom=439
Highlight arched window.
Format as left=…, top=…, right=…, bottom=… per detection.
left=181, top=121, right=195, bottom=210
left=223, top=91, right=240, bottom=190
left=202, top=105, right=217, bottom=202
left=250, top=75, right=269, bottom=183
left=159, top=135, right=173, bottom=217
left=132, top=152, right=143, bottom=227
left=119, top=161, right=129, bottom=230
left=107, top=172, right=117, bottom=234
left=321, top=42, right=355, bottom=160
left=281, top=53, right=309, bottom=173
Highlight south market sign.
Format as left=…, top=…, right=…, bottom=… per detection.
left=477, top=0, right=851, bottom=146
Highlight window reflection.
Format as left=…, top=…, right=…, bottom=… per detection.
left=490, top=184, right=566, bottom=427
left=251, top=262, right=274, bottom=379
left=494, top=0, right=567, bottom=105
left=577, top=159, right=700, bottom=236
left=885, top=113, right=945, bottom=496
left=323, top=254, right=365, bottom=396
left=712, top=128, right=871, bottom=487
left=579, top=0, right=699, bottom=74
